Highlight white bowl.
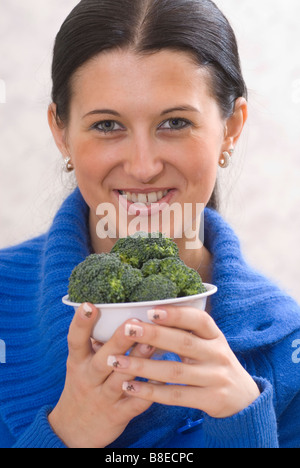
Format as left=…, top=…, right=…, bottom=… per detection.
left=62, top=283, right=217, bottom=343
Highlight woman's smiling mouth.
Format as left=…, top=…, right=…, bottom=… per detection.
left=118, top=189, right=171, bottom=204
left=114, top=188, right=177, bottom=216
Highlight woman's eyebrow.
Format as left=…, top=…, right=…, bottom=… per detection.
left=160, top=105, right=200, bottom=115
left=82, top=105, right=200, bottom=119
left=82, top=109, right=121, bottom=119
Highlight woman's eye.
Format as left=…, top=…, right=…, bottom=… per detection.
left=159, top=118, right=191, bottom=131
left=93, top=120, right=124, bottom=133
left=92, top=118, right=191, bottom=133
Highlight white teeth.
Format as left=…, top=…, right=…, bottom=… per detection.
left=147, top=192, right=158, bottom=203
left=119, top=190, right=170, bottom=204
left=137, top=193, right=148, bottom=204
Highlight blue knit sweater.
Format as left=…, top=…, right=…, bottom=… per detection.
left=0, top=188, right=300, bottom=448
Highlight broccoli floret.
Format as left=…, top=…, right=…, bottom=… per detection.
left=179, top=268, right=207, bottom=296
left=119, top=263, right=144, bottom=299
left=68, top=253, right=143, bottom=304
left=111, top=232, right=179, bottom=268
left=141, top=256, right=206, bottom=297
left=141, top=258, right=162, bottom=276
left=159, top=257, right=207, bottom=296
left=68, top=233, right=206, bottom=305
left=129, top=274, right=178, bottom=302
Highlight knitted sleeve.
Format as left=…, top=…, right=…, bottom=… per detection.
left=202, top=377, right=279, bottom=448
left=12, top=406, right=66, bottom=448
left=278, top=392, right=300, bottom=448
left=0, top=414, right=15, bottom=448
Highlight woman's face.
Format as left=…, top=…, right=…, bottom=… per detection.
left=49, top=49, right=246, bottom=254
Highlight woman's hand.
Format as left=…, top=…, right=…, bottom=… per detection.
left=108, top=306, right=261, bottom=419
left=48, top=304, right=154, bottom=448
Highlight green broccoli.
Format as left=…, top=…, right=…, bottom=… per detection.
left=111, top=232, right=179, bottom=268
left=129, top=274, right=178, bottom=302
left=68, top=233, right=206, bottom=305
left=140, top=258, right=162, bottom=276
left=142, top=256, right=207, bottom=297
left=178, top=267, right=207, bottom=296
left=68, top=253, right=143, bottom=304
left=119, top=263, right=144, bottom=299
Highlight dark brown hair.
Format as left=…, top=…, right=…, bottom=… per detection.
left=51, top=0, right=248, bottom=209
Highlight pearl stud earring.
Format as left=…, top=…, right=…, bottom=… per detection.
left=219, top=149, right=234, bottom=169
left=63, top=156, right=74, bottom=173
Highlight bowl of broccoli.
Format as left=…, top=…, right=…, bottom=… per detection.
left=62, top=232, right=217, bottom=342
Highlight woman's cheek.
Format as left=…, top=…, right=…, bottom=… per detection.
left=178, top=147, right=218, bottom=203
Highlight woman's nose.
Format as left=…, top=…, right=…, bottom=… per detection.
left=123, top=137, right=164, bottom=183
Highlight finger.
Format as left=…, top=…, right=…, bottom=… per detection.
left=121, top=380, right=210, bottom=410
left=147, top=306, right=220, bottom=340
left=88, top=320, right=153, bottom=387
left=67, top=303, right=99, bottom=363
left=107, top=354, right=213, bottom=387
left=91, top=339, right=104, bottom=353
left=100, top=339, right=156, bottom=401
left=121, top=320, right=216, bottom=361
left=131, top=343, right=156, bottom=358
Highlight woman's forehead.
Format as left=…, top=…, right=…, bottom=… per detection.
left=70, top=48, right=214, bottom=115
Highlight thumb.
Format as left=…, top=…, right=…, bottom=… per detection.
left=67, top=303, right=99, bottom=363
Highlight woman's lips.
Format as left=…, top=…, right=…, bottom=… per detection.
left=114, top=189, right=177, bottom=216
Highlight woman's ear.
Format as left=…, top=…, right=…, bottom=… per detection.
left=223, top=97, right=248, bottom=149
left=47, top=103, right=69, bottom=157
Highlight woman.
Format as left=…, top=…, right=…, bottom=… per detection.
left=0, top=0, right=300, bottom=448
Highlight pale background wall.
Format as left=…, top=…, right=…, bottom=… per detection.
left=0, top=0, right=299, bottom=302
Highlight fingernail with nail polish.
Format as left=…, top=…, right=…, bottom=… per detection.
left=107, top=355, right=118, bottom=367
left=125, top=323, right=143, bottom=337
left=138, top=344, right=154, bottom=355
left=107, top=355, right=129, bottom=369
left=122, top=381, right=140, bottom=392
left=82, top=303, right=93, bottom=319
left=147, top=309, right=167, bottom=321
